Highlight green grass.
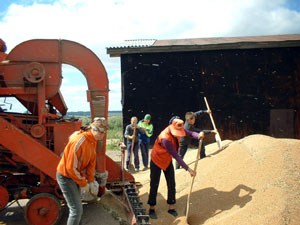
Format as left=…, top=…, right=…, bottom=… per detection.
left=78, top=115, right=123, bottom=150
left=107, top=115, right=123, bottom=150
left=107, top=115, right=123, bottom=139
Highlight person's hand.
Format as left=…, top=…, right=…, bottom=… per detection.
left=211, top=129, right=218, bottom=134
left=81, top=183, right=90, bottom=193
left=188, top=168, right=196, bottom=177
left=207, top=109, right=211, bottom=114
left=198, top=131, right=205, bottom=139
left=88, top=182, right=99, bottom=195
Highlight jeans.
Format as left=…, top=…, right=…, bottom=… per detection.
left=56, top=172, right=83, bottom=225
left=147, top=160, right=176, bottom=206
left=139, top=141, right=149, bottom=167
left=126, top=141, right=140, bottom=169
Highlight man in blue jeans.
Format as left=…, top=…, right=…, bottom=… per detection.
left=138, top=114, right=153, bottom=170
left=124, top=116, right=141, bottom=172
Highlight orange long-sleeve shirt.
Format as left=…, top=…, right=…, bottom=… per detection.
left=57, top=130, right=97, bottom=187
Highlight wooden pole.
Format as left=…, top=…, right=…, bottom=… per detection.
left=186, top=138, right=203, bottom=221
left=129, top=126, right=136, bottom=169
left=204, top=97, right=222, bottom=150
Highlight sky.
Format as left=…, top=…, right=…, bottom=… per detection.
left=1, top=0, right=300, bottom=112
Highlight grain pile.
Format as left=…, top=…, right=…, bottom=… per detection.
left=132, top=134, right=300, bottom=225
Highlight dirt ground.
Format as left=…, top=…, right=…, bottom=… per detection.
left=1, top=134, right=299, bottom=225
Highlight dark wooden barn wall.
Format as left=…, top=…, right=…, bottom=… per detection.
left=120, top=47, right=300, bottom=144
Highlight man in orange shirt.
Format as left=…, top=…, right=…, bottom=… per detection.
left=57, top=117, right=108, bottom=225
left=147, top=117, right=201, bottom=219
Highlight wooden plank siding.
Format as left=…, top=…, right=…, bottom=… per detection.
left=119, top=46, right=300, bottom=143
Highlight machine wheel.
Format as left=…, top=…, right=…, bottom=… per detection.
left=23, top=62, right=45, bottom=83
left=30, top=124, right=45, bottom=138
left=0, top=185, right=9, bottom=210
left=25, top=193, right=61, bottom=225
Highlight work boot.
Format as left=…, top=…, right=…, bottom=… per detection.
left=167, top=209, right=178, bottom=217
left=149, top=209, right=157, bottom=219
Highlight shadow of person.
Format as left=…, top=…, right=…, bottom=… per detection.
left=178, top=184, right=256, bottom=225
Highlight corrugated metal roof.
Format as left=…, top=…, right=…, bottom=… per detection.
left=154, top=34, right=300, bottom=46
left=108, top=39, right=156, bottom=48
left=107, top=34, right=300, bottom=57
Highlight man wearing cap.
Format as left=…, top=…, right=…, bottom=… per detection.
left=147, top=118, right=200, bottom=219
left=137, top=114, right=153, bottom=170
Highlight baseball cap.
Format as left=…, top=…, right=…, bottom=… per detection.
left=144, top=114, right=151, bottom=120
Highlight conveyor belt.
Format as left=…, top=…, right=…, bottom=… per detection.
left=124, top=184, right=150, bottom=225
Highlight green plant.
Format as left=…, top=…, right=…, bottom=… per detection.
left=79, top=116, right=91, bottom=126
left=107, top=115, right=123, bottom=139
left=106, top=115, right=123, bottom=150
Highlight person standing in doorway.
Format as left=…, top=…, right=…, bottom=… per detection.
left=138, top=114, right=153, bottom=170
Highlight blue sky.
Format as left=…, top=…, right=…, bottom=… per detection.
left=1, top=0, right=300, bottom=112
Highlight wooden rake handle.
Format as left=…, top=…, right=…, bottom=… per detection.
left=130, top=126, right=136, bottom=164
left=204, top=97, right=217, bottom=131
left=186, top=138, right=203, bottom=219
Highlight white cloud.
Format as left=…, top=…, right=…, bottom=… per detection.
left=1, top=0, right=299, bottom=112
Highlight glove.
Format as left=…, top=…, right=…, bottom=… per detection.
left=88, top=181, right=99, bottom=196
left=81, top=183, right=90, bottom=193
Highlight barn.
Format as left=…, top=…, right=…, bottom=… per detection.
left=106, top=34, right=300, bottom=143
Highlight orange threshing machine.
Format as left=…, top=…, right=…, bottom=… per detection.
left=0, top=39, right=150, bottom=225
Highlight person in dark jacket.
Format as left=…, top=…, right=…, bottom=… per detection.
left=124, top=116, right=141, bottom=172
left=176, top=109, right=216, bottom=169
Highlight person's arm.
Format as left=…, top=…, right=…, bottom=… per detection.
left=202, top=129, right=214, bottom=134
left=124, top=125, right=132, bottom=139
left=162, top=139, right=196, bottom=176
left=185, top=129, right=217, bottom=140
left=65, top=140, right=88, bottom=187
left=185, top=129, right=200, bottom=139
left=190, top=127, right=202, bottom=133
left=86, top=148, right=96, bottom=183
left=194, top=110, right=209, bottom=117
left=137, top=121, right=146, bottom=134
left=162, top=139, right=189, bottom=170
left=145, top=124, right=153, bottom=137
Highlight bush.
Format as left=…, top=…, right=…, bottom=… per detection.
left=107, top=115, right=123, bottom=139
left=107, top=115, right=123, bottom=150
left=79, top=116, right=91, bottom=126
